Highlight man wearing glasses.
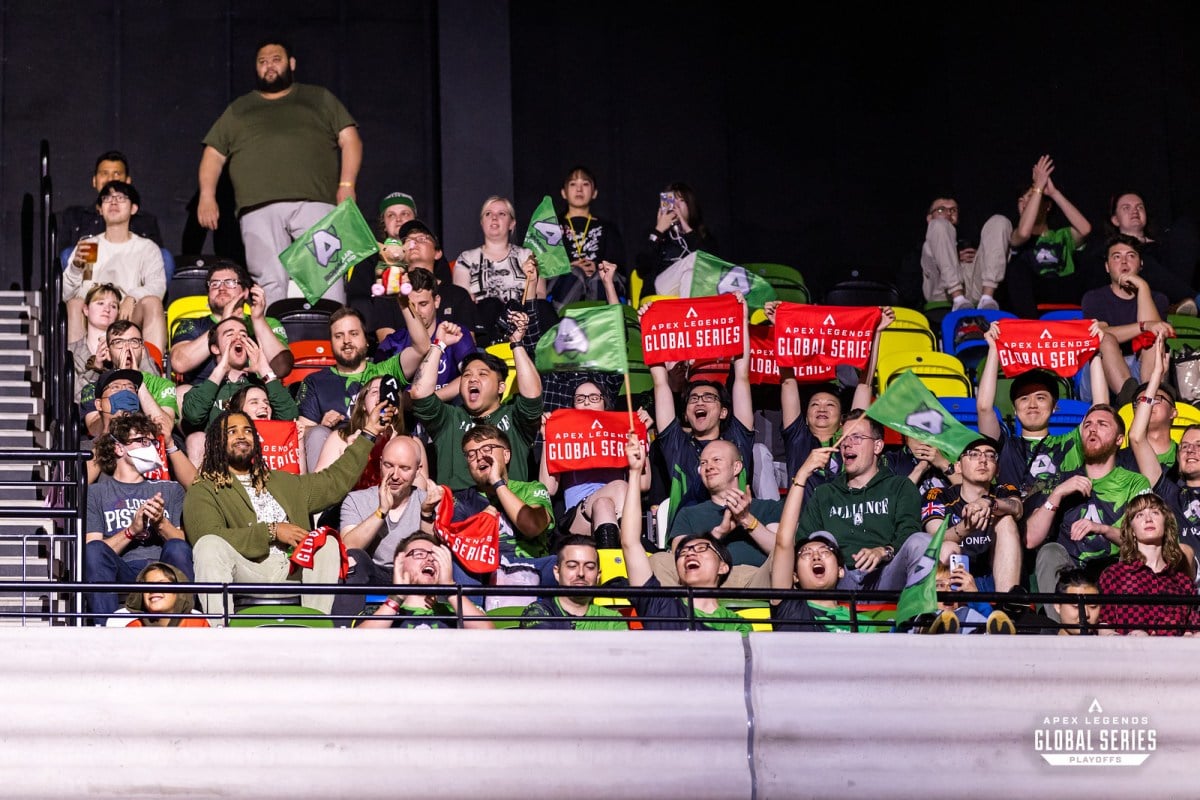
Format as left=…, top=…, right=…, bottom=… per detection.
left=80, top=325, right=178, bottom=439
left=794, top=411, right=929, bottom=591
left=920, top=436, right=1023, bottom=593
left=169, top=261, right=293, bottom=390
left=356, top=533, right=492, bottom=629
left=63, top=180, right=167, bottom=354
left=920, top=195, right=1012, bottom=311
left=447, top=425, right=557, bottom=590
left=84, top=411, right=191, bottom=623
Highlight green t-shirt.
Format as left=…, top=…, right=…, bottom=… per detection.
left=203, top=83, right=356, bottom=212
left=519, top=598, right=629, bottom=630
left=693, top=604, right=754, bottom=635
left=1057, top=466, right=1152, bottom=564
left=493, top=480, right=554, bottom=559
left=413, top=392, right=543, bottom=490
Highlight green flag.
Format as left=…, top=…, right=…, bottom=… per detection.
left=523, top=195, right=572, bottom=278
left=689, top=250, right=777, bottom=308
left=279, top=199, right=379, bottom=304
left=866, top=371, right=979, bottom=462
left=894, top=517, right=948, bottom=624
left=535, top=305, right=627, bottom=373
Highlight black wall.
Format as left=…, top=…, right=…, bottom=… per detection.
left=4, top=2, right=1200, bottom=301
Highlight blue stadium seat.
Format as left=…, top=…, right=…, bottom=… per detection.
left=938, top=396, right=1008, bottom=436
left=940, top=308, right=1017, bottom=371
left=1015, top=398, right=1090, bottom=436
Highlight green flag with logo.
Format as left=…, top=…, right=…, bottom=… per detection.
left=689, top=250, right=777, bottom=308
left=535, top=304, right=627, bottom=373
left=894, top=517, right=948, bottom=624
left=866, top=371, right=979, bottom=462
left=523, top=195, right=572, bottom=278
left=279, top=199, right=379, bottom=304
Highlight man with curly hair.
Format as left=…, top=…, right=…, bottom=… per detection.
left=183, top=405, right=389, bottom=621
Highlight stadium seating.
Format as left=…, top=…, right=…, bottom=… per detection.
left=485, top=341, right=518, bottom=401
left=877, top=350, right=973, bottom=397
left=266, top=298, right=343, bottom=343
left=166, top=295, right=211, bottom=346
left=880, top=306, right=937, bottom=353
left=1015, top=397, right=1090, bottom=436
left=939, top=308, right=1017, bottom=370
left=823, top=279, right=900, bottom=307
left=938, top=396, right=1007, bottom=435
left=745, top=262, right=810, bottom=305
left=1116, top=400, right=1200, bottom=445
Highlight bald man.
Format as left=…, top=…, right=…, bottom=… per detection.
left=655, top=439, right=783, bottom=587
left=334, top=435, right=439, bottom=623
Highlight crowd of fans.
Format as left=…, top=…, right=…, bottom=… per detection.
left=64, top=38, right=1200, bottom=634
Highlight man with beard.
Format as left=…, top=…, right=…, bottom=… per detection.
left=518, top=535, right=630, bottom=629
left=180, top=317, right=298, bottom=460
left=85, top=412, right=191, bottom=622
left=196, top=38, right=362, bottom=306
left=1026, top=404, right=1152, bottom=619
left=183, top=405, right=388, bottom=621
left=355, top=533, right=492, bottom=629
left=169, top=261, right=293, bottom=390
left=410, top=311, right=541, bottom=489
left=295, top=306, right=428, bottom=471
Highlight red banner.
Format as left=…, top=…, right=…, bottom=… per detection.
left=290, top=525, right=349, bottom=579
left=435, top=488, right=500, bottom=574
left=995, top=319, right=1099, bottom=378
left=640, top=294, right=744, bottom=365
left=255, top=420, right=301, bottom=475
left=544, top=410, right=649, bottom=474
left=144, top=435, right=170, bottom=482
left=773, top=303, right=881, bottom=369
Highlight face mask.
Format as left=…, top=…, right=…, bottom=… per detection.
left=126, top=445, right=162, bottom=475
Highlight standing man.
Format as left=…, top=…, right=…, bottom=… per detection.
left=197, top=38, right=362, bottom=306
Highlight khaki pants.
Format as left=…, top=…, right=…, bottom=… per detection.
left=921, top=214, right=1012, bottom=303
left=193, top=534, right=342, bottom=622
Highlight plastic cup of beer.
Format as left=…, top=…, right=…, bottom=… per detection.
left=77, top=240, right=98, bottom=264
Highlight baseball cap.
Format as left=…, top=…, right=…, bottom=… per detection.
left=96, top=368, right=143, bottom=398
left=798, top=531, right=845, bottom=567
left=379, top=191, right=417, bottom=215
left=1008, top=368, right=1059, bottom=404
left=398, top=219, right=439, bottom=248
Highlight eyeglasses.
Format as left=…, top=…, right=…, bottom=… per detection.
left=797, top=545, right=836, bottom=560
left=123, top=436, right=157, bottom=448
left=109, top=337, right=144, bottom=349
left=100, top=195, right=131, bottom=205
left=404, top=549, right=437, bottom=561
left=404, top=234, right=435, bottom=246
left=961, top=449, right=999, bottom=463
left=687, top=392, right=721, bottom=405
left=676, top=541, right=714, bottom=557
left=1179, top=442, right=1200, bottom=454
left=930, top=205, right=958, bottom=216
left=463, top=443, right=506, bottom=462
left=574, top=393, right=604, bottom=405
left=207, top=278, right=242, bottom=289
left=840, top=434, right=878, bottom=447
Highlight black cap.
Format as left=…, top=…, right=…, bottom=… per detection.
left=1009, top=368, right=1059, bottom=404
left=398, top=219, right=439, bottom=248
left=95, top=368, right=143, bottom=398
left=798, top=531, right=845, bottom=567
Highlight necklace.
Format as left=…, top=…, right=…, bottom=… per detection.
left=565, top=213, right=593, bottom=259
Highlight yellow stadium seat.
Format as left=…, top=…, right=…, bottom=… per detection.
left=877, top=350, right=973, bottom=398
left=484, top=342, right=517, bottom=401
left=1118, top=400, right=1200, bottom=446
left=166, top=295, right=211, bottom=345
left=630, top=269, right=644, bottom=309
left=883, top=306, right=937, bottom=352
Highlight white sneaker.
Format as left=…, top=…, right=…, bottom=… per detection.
left=951, top=295, right=972, bottom=312
left=977, top=295, right=1000, bottom=311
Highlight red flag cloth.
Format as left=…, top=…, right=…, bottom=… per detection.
left=435, top=487, right=501, bottom=574
left=254, top=420, right=301, bottom=475
left=995, top=319, right=1100, bottom=378
left=773, top=303, right=881, bottom=369
left=544, top=410, right=649, bottom=474
left=289, top=525, right=349, bottom=579
left=748, top=324, right=780, bottom=385
left=144, top=435, right=170, bottom=482
left=640, top=294, right=744, bottom=365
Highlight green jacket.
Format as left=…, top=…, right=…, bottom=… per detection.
left=797, top=467, right=922, bottom=556
left=183, top=436, right=371, bottom=560
left=181, top=373, right=298, bottom=434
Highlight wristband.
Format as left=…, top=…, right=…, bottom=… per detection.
left=268, top=522, right=278, bottom=542
left=421, top=510, right=437, bottom=522
left=383, top=597, right=401, bottom=613
left=1042, top=500, right=1059, bottom=513
left=742, top=516, right=759, bottom=532
left=124, top=528, right=135, bottom=540
left=338, top=181, right=354, bottom=188
left=491, top=479, right=508, bottom=492
left=360, top=430, right=379, bottom=443
left=165, top=445, right=180, bottom=455
left=648, top=232, right=659, bottom=243
left=430, top=340, right=445, bottom=352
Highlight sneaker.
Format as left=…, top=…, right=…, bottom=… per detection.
left=925, top=609, right=961, bottom=635
left=986, top=610, right=1017, bottom=635
left=977, top=295, right=1000, bottom=311
left=1175, top=298, right=1198, bottom=316
left=951, top=295, right=973, bottom=312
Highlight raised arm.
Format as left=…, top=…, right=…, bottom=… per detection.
left=509, top=311, right=543, bottom=400
left=248, top=285, right=293, bottom=378
left=976, top=324, right=1002, bottom=440
left=1044, top=174, right=1092, bottom=245
left=770, top=447, right=836, bottom=599
left=619, top=434, right=654, bottom=587
left=411, top=322, right=461, bottom=400
left=852, top=306, right=894, bottom=411
left=730, top=294, right=753, bottom=429
left=1128, top=334, right=1168, bottom=485
left=1012, top=155, right=1053, bottom=247
left=397, top=299, right=433, bottom=379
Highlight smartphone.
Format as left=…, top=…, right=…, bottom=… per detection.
left=659, top=191, right=676, bottom=212
left=379, top=376, right=400, bottom=417
left=948, top=554, right=969, bottom=589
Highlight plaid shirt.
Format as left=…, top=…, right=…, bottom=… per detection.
left=1099, top=560, right=1199, bottom=636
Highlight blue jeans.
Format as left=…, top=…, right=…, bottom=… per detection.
left=836, top=532, right=933, bottom=592
left=84, top=538, right=195, bottom=620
